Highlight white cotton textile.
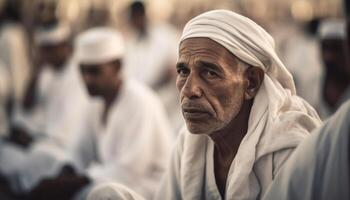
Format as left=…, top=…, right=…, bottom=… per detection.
left=0, top=61, right=89, bottom=193
left=263, top=100, right=350, bottom=200
left=75, top=27, right=125, bottom=64
left=70, top=80, right=174, bottom=199
left=87, top=183, right=145, bottom=200
left=156, top=10, right=322, bottom=200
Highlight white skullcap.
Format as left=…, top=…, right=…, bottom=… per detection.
left=87, top=183, right=145, bottom=200
left=34, top=23, right=71, bottom=46
left=318, top=19, right=346, bottom=40
left=75, top=27, right=125, bottom=65
left=180, top=9, right=296, bottom=94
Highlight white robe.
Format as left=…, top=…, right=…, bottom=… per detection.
left=13, top=61, right=89, bottom=143
left=156, top=10, right=322, bottom=200
left=70, top=80, right=174, bottom=199
left=262, top=100, right=350, bottom=200
left=0, top=61, right=89, bottom=192
left=87, top=183, right=146, bottom=200
left=124, top=24, right=179, bottom=87
left=155, top=96, right=320, bottom=200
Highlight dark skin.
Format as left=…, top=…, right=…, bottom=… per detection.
left=25, top=60, right=123, bottom=199
left=321, top=39, right=350, bottom=109
left=80, top=59, right=123, bottom=125
left=176, top=38, right=264, bottom=198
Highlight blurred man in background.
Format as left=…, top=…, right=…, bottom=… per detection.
left=317, top=19, right=350, bottom=118
left=123, top=0, right=183, bottom=133
left=25, top=27, right=174, bottom=200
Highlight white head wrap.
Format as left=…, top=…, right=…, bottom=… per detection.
left=87, top=183, right=145, bottom=200
left=75, top=27, right=125, bottom=65
left=179, top=10, right=321, bottom=199
left=318, top=19, right=346, bottom=40
left=34, top=23, right=71, bottom=46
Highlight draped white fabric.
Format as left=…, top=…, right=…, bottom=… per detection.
left=157, top=10, right=322, bottom=200
left=263, top=100, right=350, bottom=200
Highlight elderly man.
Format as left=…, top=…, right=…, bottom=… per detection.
left=155, top=10, right=321, bottom=200
left=316, top=19, right=350, bottom=118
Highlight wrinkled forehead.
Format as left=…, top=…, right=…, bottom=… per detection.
left=178, top=37, right=238, bottom=65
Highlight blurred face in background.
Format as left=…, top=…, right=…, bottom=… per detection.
left=38, top=41, right=72, bottom=71
left=80, top=60, right=122, bottom=97
left=321, top=38, right=349, bottom=78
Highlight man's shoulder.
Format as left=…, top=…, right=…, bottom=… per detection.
left=124, top=80, right=160, bottom=102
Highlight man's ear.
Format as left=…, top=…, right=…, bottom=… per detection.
left=244, top=67, right=264, bottom=100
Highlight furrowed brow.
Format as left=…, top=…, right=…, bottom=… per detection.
left=198, top=61, right=222, bottom=72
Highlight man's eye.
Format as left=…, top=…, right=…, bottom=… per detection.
left=177, top=68, right=189, bottom=76
left=204, top=70, right=218, bottom=78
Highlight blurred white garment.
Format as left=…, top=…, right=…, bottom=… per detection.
left=13, top=61, right=88, bottom=143
left=156, top=10, right=322, bottom=200
left=87, top=183, right=145, bottom=200
left=263, top=100, right=350, bottom=200
left=124, top=24, right=178, bottom=87
left=0, top=61, right=89, bottom=192
left=280, top=28, right=323, bottom=108
left=70, top=80, right=174, bottom=199
left=0, top=23, right=31, bottom=104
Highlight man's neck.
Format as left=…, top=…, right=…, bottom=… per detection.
left=209, top=100, right=252, bottom=159
left=209, top=100, right=252, bottom=198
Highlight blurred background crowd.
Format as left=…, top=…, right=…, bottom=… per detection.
left=0, top=0, right=347, bottom=199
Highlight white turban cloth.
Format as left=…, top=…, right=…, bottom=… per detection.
left=180, top=10, right=322, bottom=199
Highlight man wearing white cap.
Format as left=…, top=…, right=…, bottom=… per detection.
left=155, top=10, right=322, bottom=199
left=316, top=19, right=350, bottom=119
left=24, top=27, right=174, bottom=200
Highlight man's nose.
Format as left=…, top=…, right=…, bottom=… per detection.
left=181, top=74, right=202, bottom=99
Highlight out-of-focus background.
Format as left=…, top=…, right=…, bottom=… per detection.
left=0, top=0, right=348, bottom=199
left=0, top=0, right=345, bottom=125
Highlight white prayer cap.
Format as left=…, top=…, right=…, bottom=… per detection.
left=318, top=19, right=346, bottom=40
left=75, top=27, right=125, bottom=65
left=34, top=23, right=71, bottom=46
left=87, top=183, right=145, bottom=200
left=180, top=9, right=296, bottom=94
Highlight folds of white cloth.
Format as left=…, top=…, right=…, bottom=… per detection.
left=262, top=100, right=350, bottom=200
left=87, top=183, right=145, bottom=200
left=156, top=10, right=322, bottom=200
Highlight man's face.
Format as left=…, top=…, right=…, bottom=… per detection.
left=176, top=37, right=247, bottom=134
left=38, top=42, right=72, bottom=70
left=321, top=38, right=348, bottom=76
left=79, top=60, right=122, bottom=97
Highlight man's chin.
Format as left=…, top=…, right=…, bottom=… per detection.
left=185, top=122, right=212, bottom=135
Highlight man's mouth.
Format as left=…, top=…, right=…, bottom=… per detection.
left=182, top=108, right=211, bottom=120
